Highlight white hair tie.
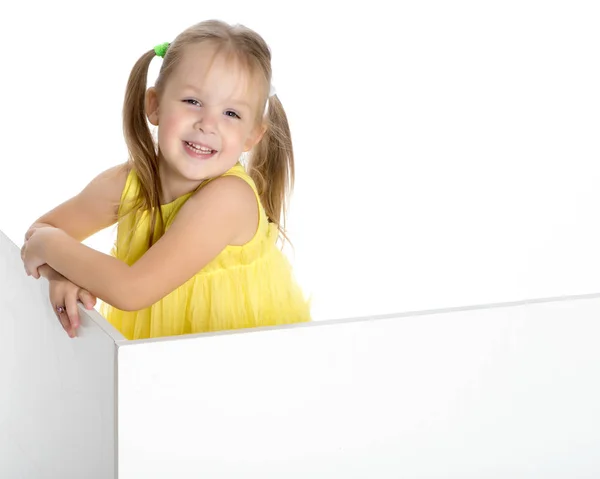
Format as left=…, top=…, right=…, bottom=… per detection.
left=264, top=82, right=276, bottom=116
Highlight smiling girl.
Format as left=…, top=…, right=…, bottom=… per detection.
left=21, top=20, right=311, bottom=340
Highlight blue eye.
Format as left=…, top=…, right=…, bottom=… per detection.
left=225, top=110, right=241, bottom=119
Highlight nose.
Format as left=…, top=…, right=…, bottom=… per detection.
left=194, top=109, right=217, bottom=134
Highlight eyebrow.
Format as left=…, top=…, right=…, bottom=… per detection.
left=181, top=85, right=252, bottom=109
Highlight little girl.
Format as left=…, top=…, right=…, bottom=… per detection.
left=21, top=19, right=311, bottom=340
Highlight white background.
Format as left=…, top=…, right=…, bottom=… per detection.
left=1, top=1, right=599, bottom=321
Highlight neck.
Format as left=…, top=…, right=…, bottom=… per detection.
left=157, top=159, right=205, bottom=205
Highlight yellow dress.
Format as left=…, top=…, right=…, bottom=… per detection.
left=100, top=163, right=311, bottom=340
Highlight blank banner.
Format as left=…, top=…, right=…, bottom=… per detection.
left=1, top=228, right=599, bottom=478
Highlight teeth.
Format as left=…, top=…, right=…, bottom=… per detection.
left=187, top=141, right=213, bottom=153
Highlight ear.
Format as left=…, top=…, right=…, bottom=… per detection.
left=145, top=87, right=160, bottom=126
left=243, top=124, right=267, bottom=152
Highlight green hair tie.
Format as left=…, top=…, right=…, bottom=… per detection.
left=154, top=42, right=170, bottom=58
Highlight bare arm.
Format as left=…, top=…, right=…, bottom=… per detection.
left=38, top=264, right=60, bottom=281
left=36, top=176, right=258, bottom=311
left=26, top=163, right=130, bottom=242
left=24, top=163, right=129, bottom=280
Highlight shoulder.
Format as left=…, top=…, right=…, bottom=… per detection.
left=78, top=162, right=131, bottom=211
left=89, top=162, right=130, bottom=186
left=85, top=162, right=130, bottom=196
left=189, top=174, right=257, bottom=219
left=196, top=173, right=255, bottom=200
left=185, top=174, right=259, bottom=245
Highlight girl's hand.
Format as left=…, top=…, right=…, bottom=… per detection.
left=21, top=226, right=59, bottom=279
left=24, top=222, right=54, bottom=242
left=44, top=266, right=97, bottom=338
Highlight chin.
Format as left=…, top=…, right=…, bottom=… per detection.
left=181, top=157, right=237, bottom=181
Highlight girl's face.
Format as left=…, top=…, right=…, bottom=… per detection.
left=146, top=42, right=265, bottom=201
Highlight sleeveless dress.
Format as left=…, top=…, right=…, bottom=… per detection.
left=100, top=162, right=311, bottom=340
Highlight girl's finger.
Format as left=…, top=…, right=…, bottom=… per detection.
left=56, top=308, right=72, bottom=337
left=78, top=289, right=97, bottom=310
left=65, top=290, right=80, bottom=332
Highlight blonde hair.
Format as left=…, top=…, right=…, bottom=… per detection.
left=121, top=19, right=294, bottom=247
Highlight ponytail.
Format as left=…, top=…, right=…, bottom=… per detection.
left=121, top=50, right=165, bottom=248
left=248, top=94, right=295, bottom=245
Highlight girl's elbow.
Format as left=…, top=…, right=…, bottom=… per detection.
left=101, top=294, right=136, bottom=313
left=101, top=284, right=145, bottom=312
left=105, top=269, right=155, bottom=312
left=112, top=299, right=140, bottom=312
left=107, top=297, right=148, bottom=312
left=112, top=285, right=154, bottom=312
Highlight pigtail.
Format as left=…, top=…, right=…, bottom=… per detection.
left=248, top=94, right=295, bottom=246
left=122, top=49, right=165, bottom=247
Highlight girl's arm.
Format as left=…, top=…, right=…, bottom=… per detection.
left=29, top=229, right=131, bottom=308
left=24, top=163, right=129, bottom=284
left=38, top=175, right=258, bottom=312
left=26, top=162, right=129, bottom=242
left=38, top=263, right=60, bottom=280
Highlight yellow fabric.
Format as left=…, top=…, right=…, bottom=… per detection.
left=100, top=162, right=311, bottom=340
